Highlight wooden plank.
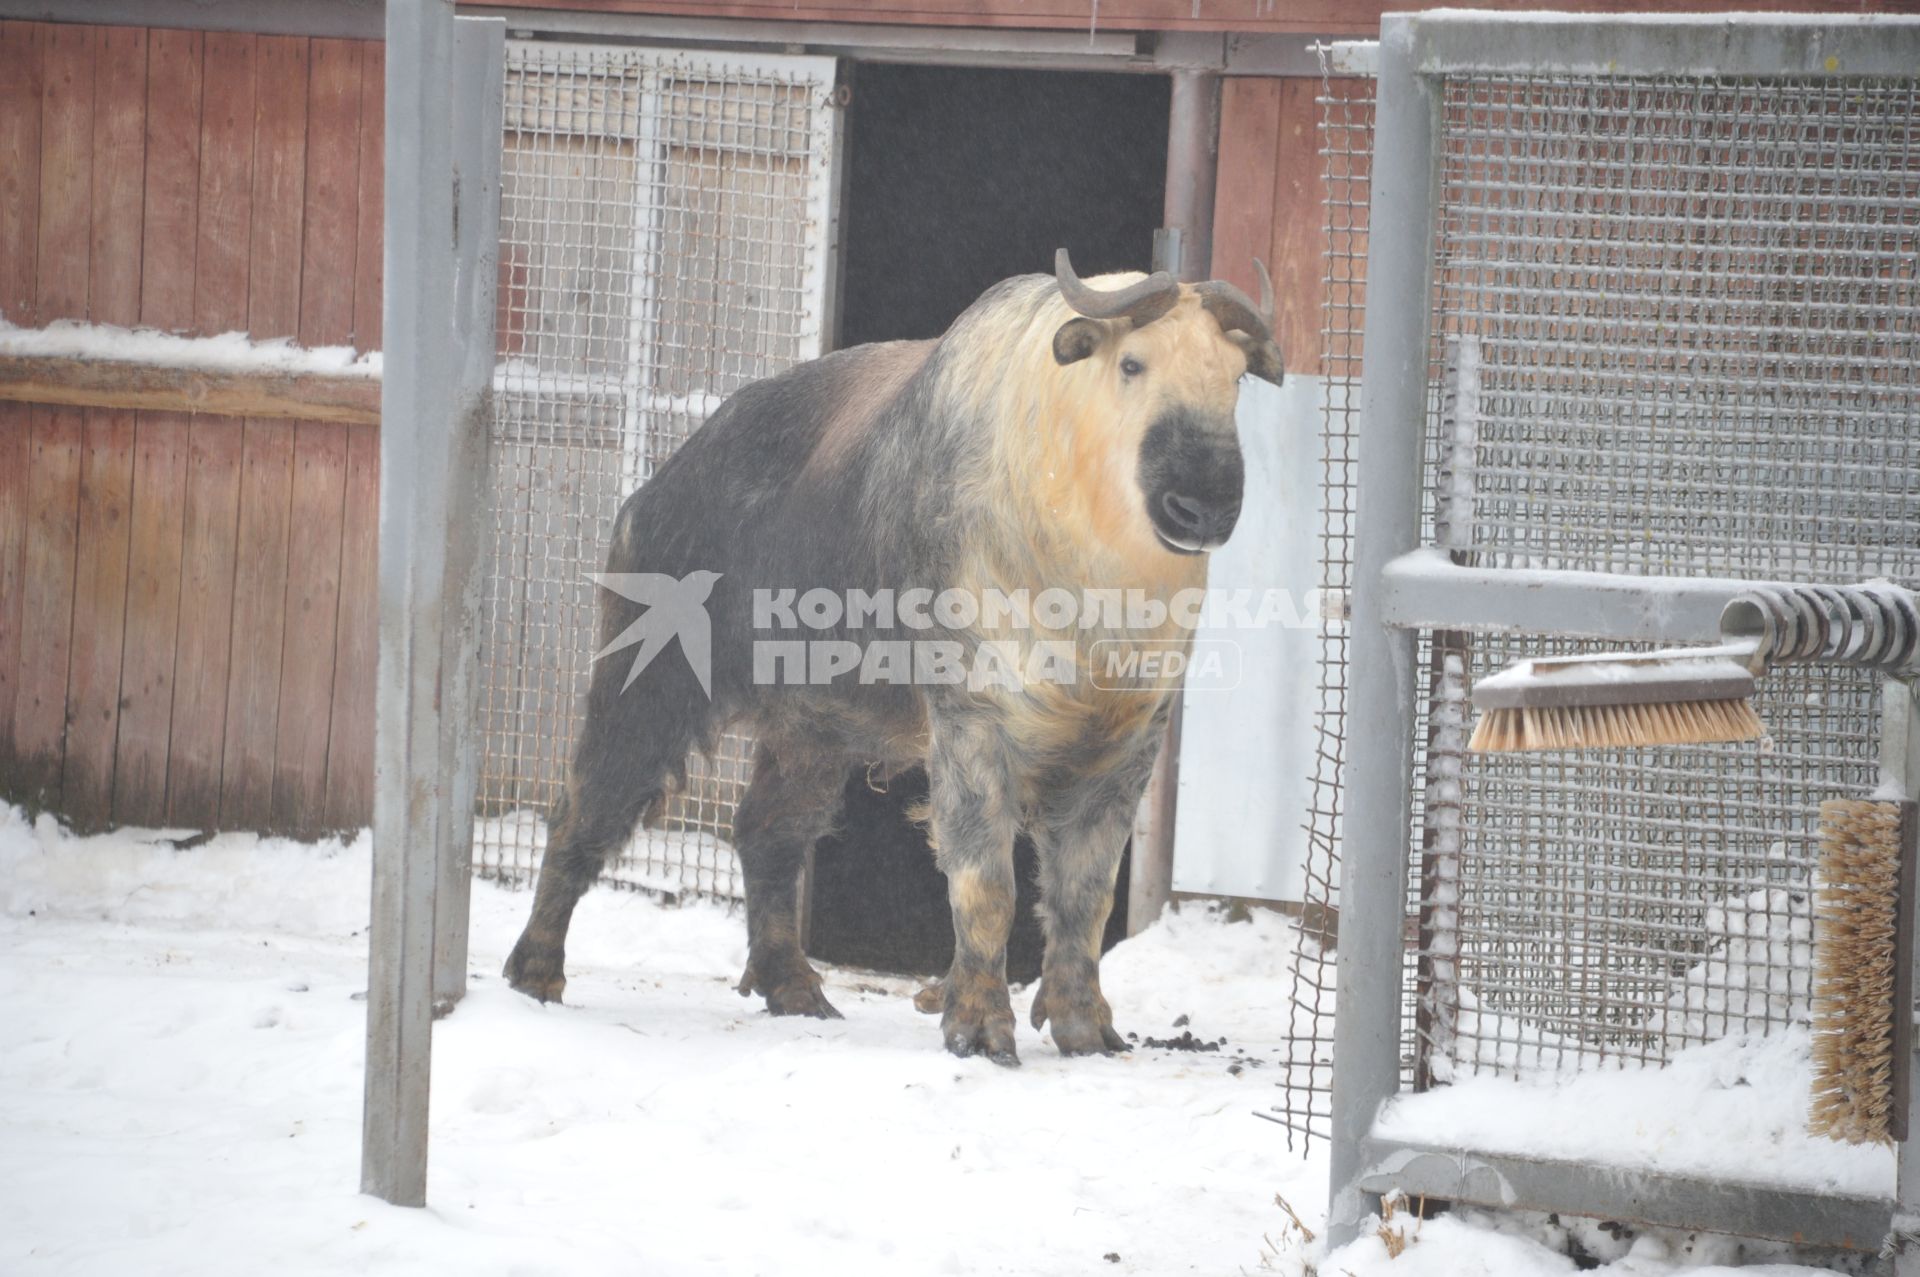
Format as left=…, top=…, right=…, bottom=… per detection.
left=323, top=419, right=377, bottom=828
left=61, top=408, right=135, bottom=829
left=1209, top=76, right=1282, bottom=336
left=113, top=409, right=188, bottom=826
left=140, top=27, right=203, bottom=332
left=164, top=416, right=241, bottom=827
left=88, top=26, right=147, bottom=328
left=351, top=42, right=383, bottom=352
left=272, top=421, right=348, bottom=832
left=272, top=37, right=366, bottom=833
left=328, top=40, right=381, bottom=829
left=219, top=418, right=294, bottom=829
left=193, top=32, right=256, bottom=337
left=248, top=35, right=308, bottom=341
left=0, top=22, right=45, bottom=326
left=11, top=406, right=82, bottom=807
left=1267, top=78, right=1328, bottom=379
left=300, top=39, right=363, bottom=347
left=0, top=355, right=381, bottom=424
left=115, top=33, right=206, bottom=823
left=167, top=32, right=253, bottom=828
left=36, top=21, right=93, bottom=324
left=218, top=34, right=308, bottom=831
left=57, top=26, right=148, bottom=824
left=0, top=402, right=29, bottom=784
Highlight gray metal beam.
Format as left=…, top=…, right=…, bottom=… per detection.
left=1890, top=679, right=1920, bottom=1271
left=1408, top=12, right=1920, bottom=79
left=1357, top=1138, right=1893, bottom=1253
left=1221, top=32, right=1346, bottom=77
left=362, top=0, right=458, bottom=1207
left=1378, top=552, right=1795, bottom=646
left=430, top=14, right=506, bottom=1014
left=1326, top=39, right=1377, bottom=77
left=362, top=2, right=501, bottom=1208
left=1161, top=68, right=1219, bottom=282
left=1326, top=10, right=1438, bottom=1250
left=0, top=0, right=383, bottom=39
left=463, top=5, right=1146, bottom=69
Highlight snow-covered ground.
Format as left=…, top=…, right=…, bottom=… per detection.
left=0, top=805, right=1860, bottom=1275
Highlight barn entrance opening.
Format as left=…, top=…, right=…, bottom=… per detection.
left=805, top=63, right=1170, bottom=982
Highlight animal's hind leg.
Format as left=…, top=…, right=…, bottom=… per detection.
left=503, top=678, right=687, bottom=1003
left=732, top=742, right=848, bottom=1019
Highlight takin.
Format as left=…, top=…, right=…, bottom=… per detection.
left=504, top=250, right=1283, bottom=1065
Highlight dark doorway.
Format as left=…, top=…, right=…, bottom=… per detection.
left=806, top=63, right=1165, bottom=982
left=836, top=63, right=1171, bottom=347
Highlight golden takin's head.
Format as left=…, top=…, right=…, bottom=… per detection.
left=1046, top=249, right=1284, bottom=558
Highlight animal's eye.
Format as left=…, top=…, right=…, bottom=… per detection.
left=1120, top=356, right=1145, bottom=378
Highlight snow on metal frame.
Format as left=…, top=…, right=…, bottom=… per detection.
left=473, top=39, right=840, bottom=899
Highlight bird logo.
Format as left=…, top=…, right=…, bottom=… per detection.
left=588, top=570, right=722, bottom=698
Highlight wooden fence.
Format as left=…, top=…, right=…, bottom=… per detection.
left=0, top=22, right=385, bottom=835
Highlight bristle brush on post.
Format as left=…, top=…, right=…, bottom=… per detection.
left=1466, top=646, right=1764, bottom=753
left=1809, top=798, right=1917, bottom=1145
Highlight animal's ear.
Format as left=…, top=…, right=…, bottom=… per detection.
left=1228, top=331, right=1285, bottom=386
left=1052, top=317, right=1106, bottom=366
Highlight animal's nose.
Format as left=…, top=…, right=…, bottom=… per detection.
left=1160, top=490, right=1238, bottom=544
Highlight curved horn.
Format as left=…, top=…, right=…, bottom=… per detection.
left=1054, top=248, right=1180, bottom=327
left=1196, top=264, right=1285, bottom=385
left=1194, top=278, right=1274, bottom=344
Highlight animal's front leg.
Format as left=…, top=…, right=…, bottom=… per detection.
left=927, top=712, right=1021, bottom=1066
left=1029, top=739, right=1161, bottom=1055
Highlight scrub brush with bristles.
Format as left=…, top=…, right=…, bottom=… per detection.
left=1467, top=646, right=1765, bottom=754
left=1809, top=797, right=1916, bottom=1145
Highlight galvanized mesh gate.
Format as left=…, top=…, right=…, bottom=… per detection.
left=472, top=41, right=840, bottom=898
left=1309, top=13, right=1920, bottom=1252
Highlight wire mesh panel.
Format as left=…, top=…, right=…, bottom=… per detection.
left=474, top=41, right=839, bottom=897
left=1417, top=72, right=1920, bottom=1085
left=1276, top=58, right=1374, bottom=1152
left=1434, top=75, right=1920, bottom=583
left=1425, top=647, right=1884, bottom=1079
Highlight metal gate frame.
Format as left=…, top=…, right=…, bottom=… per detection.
left=1331, top=11, right=1920, bottom=1254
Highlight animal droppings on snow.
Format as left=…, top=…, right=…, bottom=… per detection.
left=1138, top=1029, right=1225, bottom=1052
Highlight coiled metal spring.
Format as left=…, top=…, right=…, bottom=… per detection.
left=1721, top=583, right=1920, bottom=677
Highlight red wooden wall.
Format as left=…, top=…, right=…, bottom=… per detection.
left=1210, top=76, right=1348, bottom=379
left=0, top=22, right=384, bottom=835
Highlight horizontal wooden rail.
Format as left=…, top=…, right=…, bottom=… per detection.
left=0, top=354, right=381, bottom=425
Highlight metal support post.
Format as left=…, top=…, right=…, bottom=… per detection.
left=1161, top=67, right=1219, bottom=283
left=1889, top=676, right=1920, bottom=1271
left=1326, top=12, right=1440, bottom=1248
left=361, top=2, right=503, bottom=1207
